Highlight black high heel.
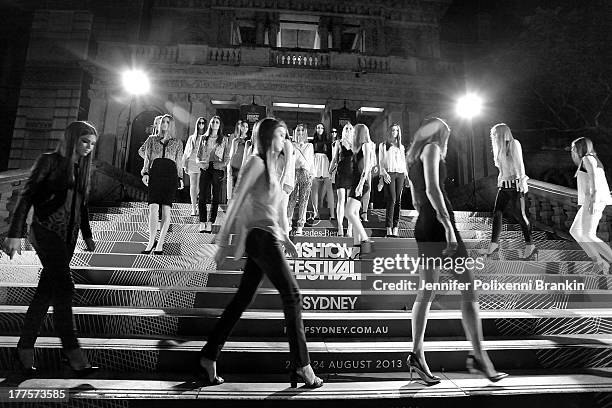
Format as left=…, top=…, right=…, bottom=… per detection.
left=289, top=368, right=323, bottom=388
left=153, top=243, right=165, bottom=255
left=407, top=352, right=441, bottom=385
left=195, top=363, right=224, bottom=386
left=521, top=246, right=539, bottom=261
left=141, top=240, right=158, bottom=255
left=466, top=354, right=508, bottom=382
left=13, top=348, right=36, bottom=376
left=62, top=358, right=99, bottom=377
left=485, top=244, right=500, bottom=259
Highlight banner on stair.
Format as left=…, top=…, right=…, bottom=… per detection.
left=290, top=242, right=361, bottom=280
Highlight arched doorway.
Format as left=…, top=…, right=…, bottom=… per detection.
left=127, top=110, right=162, bottom=177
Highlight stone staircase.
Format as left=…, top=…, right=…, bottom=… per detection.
left=1, top=203, right=612, bottom=407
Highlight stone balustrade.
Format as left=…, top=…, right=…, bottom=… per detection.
left=0, top=169, right=30, bottom=237
left=94, top=41, right=458, bottom=76
left=527, top=179, right=612, bottom=243
left=269, top=49, right=331, bottom=69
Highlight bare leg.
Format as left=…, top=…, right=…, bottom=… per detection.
left=346, top=198, right=368, bottom=245
left=336, top=188, right=346, bottom=236
left=146, top=204, right=159, bottom=250
left=323, top=177, right=335, bottom=218
left=189, top=173, right=200, bottom=215
left=459, top=272, right=500, bottom=376
left=156, top=205, right=171, bottom=251
left=411, top=266, right=440, bottom=377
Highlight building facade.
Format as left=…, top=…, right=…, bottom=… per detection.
left=9, top=0, right=492, bottom=201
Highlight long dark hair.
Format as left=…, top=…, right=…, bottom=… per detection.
left=254, top=117, right=284, bottom=185
left=204, top=115, right=225, bottom=146
left=406, top=117, right=450, bottom=166
left=55, top=121, right=98, bottom=199
left=313, top=122, right=331, bottom=156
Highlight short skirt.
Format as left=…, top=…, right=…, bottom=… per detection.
left=149, top=158, right=178, bottom=206
left=313, top=153, right=330, bottom=178
left=184, top=158, right=201, bottom=175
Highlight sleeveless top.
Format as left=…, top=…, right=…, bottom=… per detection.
left=408, top=145, right=457, bottom=222
left=575, top=154, right=612, bottom=206
left=225, top=156, right=284, bottom=258
left=352, top=148, right=365, bottom=178
left=313, top=137, right=332, bottom=161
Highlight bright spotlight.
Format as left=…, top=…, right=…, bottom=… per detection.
left=456, top=93, right=482, bottom=119
left=122, top=69, right=150, bottom=95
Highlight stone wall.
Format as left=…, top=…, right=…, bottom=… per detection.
left=8, top=9, right=93, bottom=170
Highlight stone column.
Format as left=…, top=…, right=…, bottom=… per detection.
left=318, top=17, right=330, bottom=50
left=331, top=17, right=343, bottom=51
left=255, top=12, right=266, bottom=46
left=269, top=13, right=280, bottom=48
left=189, top=93, right=214, bottom=129
left=168, top=92, right=190, bottom=143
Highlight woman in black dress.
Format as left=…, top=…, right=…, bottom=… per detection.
left=140, top=114, right=184, bottom=254
left=3, top=121, right=99, bottom=376
left=329, top=123, right=354, bottom=236
left=345, top=124, right=374, bottom=252
left=310, top=123, right=335, bottom=220
left=406, top=118, right=507, bottom=384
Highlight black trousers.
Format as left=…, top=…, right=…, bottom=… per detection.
left=384, top=172, right=405, bottom=228
left=199, top=163, right=224, bottom=223
left=201, top=228, right=310, bottom=368
left=491, top=188, right=532, bottom=244
left=18, top=223, right=79, bottom=351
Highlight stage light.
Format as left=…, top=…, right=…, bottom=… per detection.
left=211, top=100, right=235, bottom=105
left=359, top=107, right=384, bottom=113
left=456, top=93, right=482, bottom=119
left=122, top=69, right=150, bottom=95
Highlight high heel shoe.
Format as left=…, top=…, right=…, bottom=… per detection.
left=153, top=244, right=164, bottom=255
left=62, top=351, right=99, bottom=378
left=13, top=348, right=36, bottom=376
left=521, top=246, right=539, bottom=261
left=485, top=244, right=500, bottom=259
left=593, top=260, right=611, bottom=275
left=466, top=354, right=508, bottom=382
left=141, top=240, right=158, bottom=255
left=289, top=368, right=324, bottom=388
left=195, top=363, right=224, bottom=386
left=407, top=352, right=441, bottom=385
left=360, top=240, right=373, bottom=255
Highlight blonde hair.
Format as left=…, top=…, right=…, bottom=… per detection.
left=490, top=123, right=514, bottom=168
left=341, top=123, right=354, bottom=150
left=293, top=123, right=308, bottom=143
left=151, top=115, right=163, bottom=136
left=571, top=137, right=604, bottom=168
left=157, top=114, right=176, bottom=139
left=353, top=124, right=372, bottom=150
left=406, top=117, right=450, bottom=166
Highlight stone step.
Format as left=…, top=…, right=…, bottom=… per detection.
left=0, top=250, right=597, bottom=273
left=1, top=371, right=609, bottom=407
left=0, top=282, right=608, bottom=311
left=1, top=306, right=611, bottom=339
left=4, top=267, right=608, bottom=292
left=1, top=335, right=612, bottom=373
left=91, top=204, right=493, bottom=218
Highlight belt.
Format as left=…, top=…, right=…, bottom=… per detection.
left=500, top=179, right=518, bottom=189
